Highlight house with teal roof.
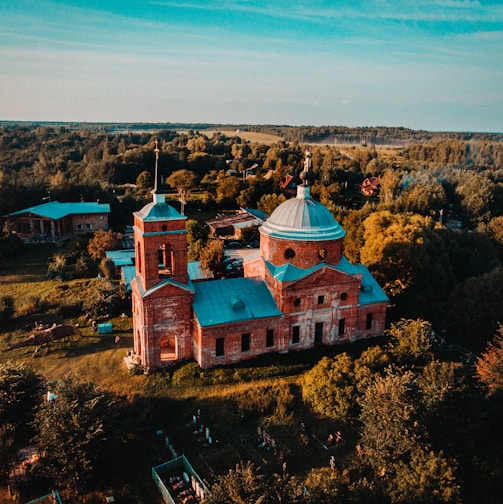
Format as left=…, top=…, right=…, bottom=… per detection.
left=5, top=201, right=110, bottom=243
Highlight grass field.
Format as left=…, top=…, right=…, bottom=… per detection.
left=203, top=129, right=284, bottom=145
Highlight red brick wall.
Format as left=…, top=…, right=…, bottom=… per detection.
left=72, top=213, right=108, bottom=233
left=194, top=316, right=283, bottom=369
left=132, top=281, right=194, bottom=372
left=133, top=216, right=188, bottom=289
left=260, top=234, right=343, bottom=268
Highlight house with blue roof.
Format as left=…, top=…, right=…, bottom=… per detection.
left=5, top=200, right=110, bottom=243
left=130, top=146, right=388, bottom=371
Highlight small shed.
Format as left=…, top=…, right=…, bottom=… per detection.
left=152, top=455, right=208, bottom=504
left=97, top=322, right=113, bottom=334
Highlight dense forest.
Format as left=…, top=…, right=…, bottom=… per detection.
left=2, top=123, right=503, bottom=503
left=2, top=123, right=503, bottom=347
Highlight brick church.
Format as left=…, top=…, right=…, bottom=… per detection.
left=130, top=145, right=388, bottom=371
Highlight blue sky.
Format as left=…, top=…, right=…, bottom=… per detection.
left=1, top=0, right=502, bottom=131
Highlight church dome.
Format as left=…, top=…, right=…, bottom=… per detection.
left=260, top=186, right=345, bottom=241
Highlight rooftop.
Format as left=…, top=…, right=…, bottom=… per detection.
left=6, top=201, right=110, bottom=219
left=193, top=277, right=282, bottom=327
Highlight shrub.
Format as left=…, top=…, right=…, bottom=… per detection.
left=0, top=296, right=15, bottom=323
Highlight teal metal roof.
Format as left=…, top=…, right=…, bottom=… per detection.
left=6, top=201, right=110, bottom=219
left=106, top=249, right=135, bottom=267
left=193, top=277, right=282, bottom=327
left=134, top=202, right=186, bottom=222
left=188, top=261, right=213, bottom=281
left=121, top=265, right=136, bottom=292
left=357, top=265, right=389, bottom=305
left=265, top=261, right=323, bottom=282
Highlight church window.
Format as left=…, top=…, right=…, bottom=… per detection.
left=366, top=313, right=373, bottom=330
left=341, top=292, right=348, bottom=301
left=285, top=248, right=295, bottom=259
left=294, top=298, right=301, bottom=307
left=317, top=295, right=325, bottom=305
left=318, top=248, right=327, bottom=261
left=292, top=326, right=300, bottom=344
left=241, top=333, right=250, bottom=352
left=339, top=318, right=345, bottom=335
left=216, top=338, right=225, bottom=357
left=266, top=329, right=274, bottom=347
left=137, top=242, right=142, bottom=273
left=162, top=225, right=167, bottom=231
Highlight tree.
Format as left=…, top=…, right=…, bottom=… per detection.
left=442, top=268, right=503, bottom=350
left=187, top=219, right=209, bottom=261
left=475, top=324, right=503, bottom=395
left=379, top=168, right=401, bottom=206
left=199, top=239, right=225, bottom=278
left=386, top=319, right=434, bottom=364
left=302, top=354, right=358, bottom=422
left=135, top=170, right=152, bottom=192
left=240, top=224, right=260, bottom=245
left=387, top=449, right=460, bottom=504
left=257, top=193, right=286, bottom=215
left=205, top=461, right=266, bottom=504
left=416, top=360, right=456, bottom=411
left=87, top=229, right=123, bottom=260
left=0, top=361, right=44, bottom=479
left=32, top=376, right=108, bottom=489
left=304, top=467, right=344, bottom=503
left=166, top=169, right=198, bottom=192
left=216, top=176, right=244, bottom=207
left=358, top=370, right=421, bottom=469
left=360, top=211, right=452, bottom=298
left=81, top=278, right=124, bottom=319
left=0, top=295, right=14, bottom=323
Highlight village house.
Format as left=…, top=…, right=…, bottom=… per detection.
left=130, top=146, right=388, bottom=371
left=205, top=208, right=267, bottom=239
left=359, top=176, right=381, bottom=197
left=4, top=201, right=110, bottom=243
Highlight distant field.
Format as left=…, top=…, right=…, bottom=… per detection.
left=203, top=129, right=284, bottom=144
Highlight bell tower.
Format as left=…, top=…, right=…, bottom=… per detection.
left=131, top=140, right=193, bottom=372
left=133, top=140, right=188, bottom=291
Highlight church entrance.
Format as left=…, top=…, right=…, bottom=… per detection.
left=314, top=322, right=324, bottom=345
left=160, top=334, right=177, bottom=362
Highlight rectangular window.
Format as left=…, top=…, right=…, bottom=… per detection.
left=216, top=338, right=225, bottom=357
left=76, top=224, right=83, bottom=230
left=339, top=318, right=345, bottom=336
left=266, top=329, right=274, bottom=348
left=317, top=295, right=325, bottom=305
left=292, top=325, right=300, bottom=344
left=241, top=333, right=250, bottom=352
left=86, top=223, right=92, bottom=230
left=366, top=313, right=373, bottom=330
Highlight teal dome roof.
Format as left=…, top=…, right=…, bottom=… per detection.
left=260, top=186, right=345, bottom=241
left=134, top=202, right=185, bottom=222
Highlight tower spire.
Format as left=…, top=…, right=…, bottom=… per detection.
left=152, top=139, right=166, bottom=204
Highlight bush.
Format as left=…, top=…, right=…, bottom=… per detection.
left=0, top=296, right=15, bottom=323
left=16, top=295, right=43, bottom=317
